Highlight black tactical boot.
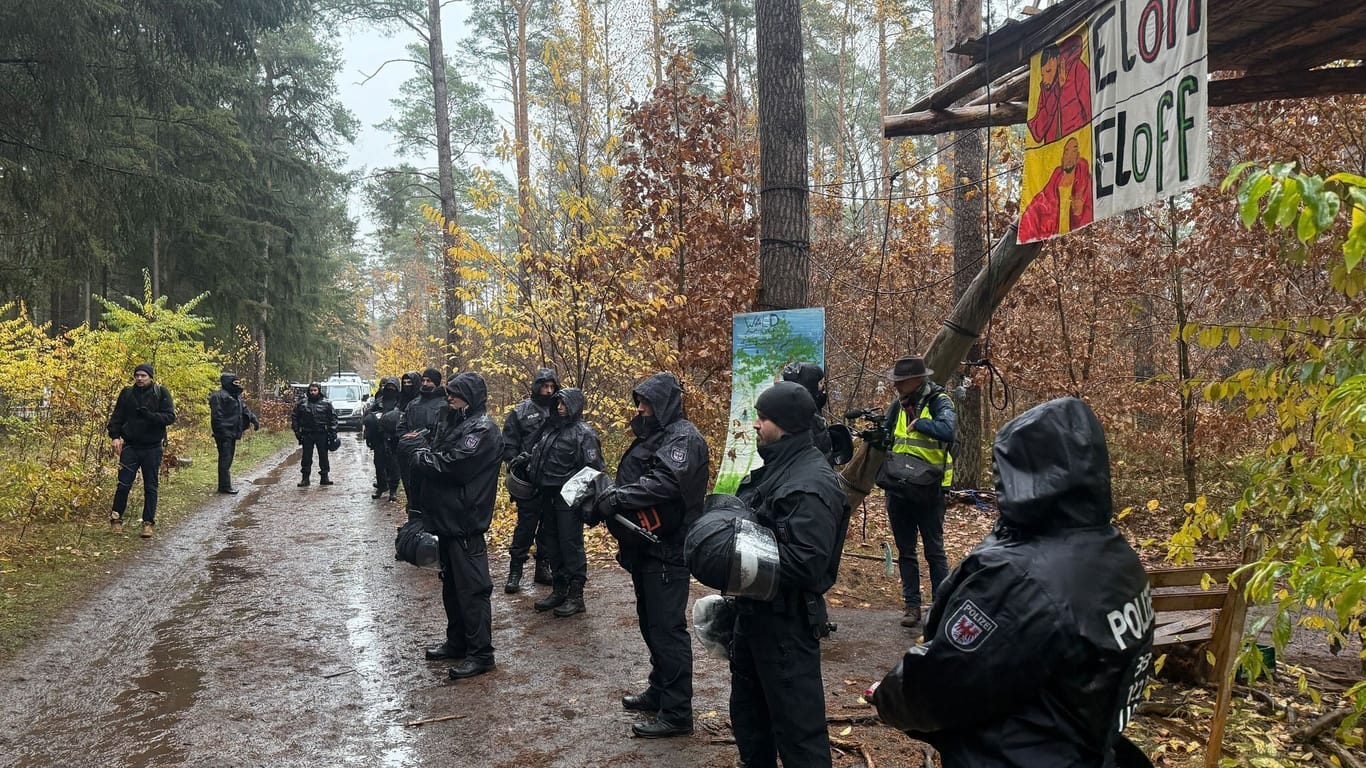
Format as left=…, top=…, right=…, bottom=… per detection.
left=504, top=561, right=525, bottom=594
left=298, top=474, right=310, bottom=487
left=533, top=559, right=553, bottom=586
left=534, top=585, right=568, bottom=612
left=319, top=472, right=334, bottom=486
left=553, top=581, right=586, bottom=617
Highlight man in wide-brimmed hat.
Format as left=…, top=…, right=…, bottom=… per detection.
left=877, top=355, right=956, bottom=632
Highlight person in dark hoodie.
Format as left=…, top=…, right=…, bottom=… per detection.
left=291, top=382, right=337, bottom=487
left=526, top=387, right=605, bottom=617
left=365, top=377, right=402, bottom=500
left=389, top=371, right=423, bottom=504
left=871, top=397, right=1154, bottom=768
left=411, top=372, right=504, bottom=680
left=107, top=362, right=177, bottom=538
left=589, top=372, right=710, bottom=738
left=398, top=368, right=449, bottom=513
left=501, top=367, right=560, bottom=593
left=208, top=371, right=260, bottom=494
left=731, top=381, right=850, bottom=767
left=781, top=362, right=834, bottom=464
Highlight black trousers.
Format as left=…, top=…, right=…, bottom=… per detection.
left=629, top=558, right=693, bottom=726
left=508, top=497, right=551, bottom=565
left=300, top=434, right=330, bottom=476
left=372, top=443, right=399, bottom=493
left=886, top=483, right=948, bottom=609
left=730, top=608, right=832, bottom=767
left=538, top=489, right=586, bottom=587
left=437, top=532, right=494, bottom=665
left=215, top=437, right=238, bottom=490
left=112, top=443, right=162, bottom=523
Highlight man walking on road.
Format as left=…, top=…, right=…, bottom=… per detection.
left=291, top=382, right=337, bottom=487
left=589, top=372, right=709, bottom=738
left=411, top=372, right=504, bottom=680
left=106, top=362, right=177, bottom=538
left=501, top=367, right=559, bottom=593
left=209, top=371, right=259, bottom=494
left=877, top=356, right=955, bottom=632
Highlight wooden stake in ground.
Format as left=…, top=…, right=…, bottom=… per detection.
left=403, top=713, right=468, bottom=727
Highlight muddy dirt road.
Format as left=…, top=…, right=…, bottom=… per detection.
left=0, top=437, right=922, bottom=767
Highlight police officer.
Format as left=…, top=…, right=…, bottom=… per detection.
left=879, top=355, right=955, bottom=630
left=501, top=368, right=560, bottom=593
left=871, top=397, right=1154, bottom=768
left=365, top=377, right=401, bottom=500
left=731, top=381, right=849, bottom=767
left=208, top=371, right=259, bottom=494
left=781, top=362, right=834, bottom=464
left=397, top=368, right=448, bottom=511
left=411, top=372, right=504, bottom=679
left=526, top=387, right=605, bottom=617
left=590, top=372, right=709, bottom=738
left=390, top=371, right=423, bottom=503
left=291, top=382, right=337, bottom=487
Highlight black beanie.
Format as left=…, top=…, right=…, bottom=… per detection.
left=755, top=381, right=816, bottom=434
left=134, top=363, right=154, bottom=378
left=422, top=367, right=443, bottom=386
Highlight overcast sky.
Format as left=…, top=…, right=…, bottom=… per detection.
left=335, top=13, right=469, bottom=239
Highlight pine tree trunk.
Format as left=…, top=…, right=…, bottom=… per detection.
left=514, top=0, right=532, bottom=303
left=937, top=0, right=985, bottom=489
left=428, top=0, right=461, bottom=374
left=754, top=0, right=810, bottom=311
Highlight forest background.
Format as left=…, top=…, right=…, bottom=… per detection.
left=1, top=0, right=1364, bottom=763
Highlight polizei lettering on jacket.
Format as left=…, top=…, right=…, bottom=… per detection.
left=1105, top=583, right=1154, bottom=650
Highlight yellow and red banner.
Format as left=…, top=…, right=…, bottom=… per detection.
left=1018, top=0, right=1208, bottom=243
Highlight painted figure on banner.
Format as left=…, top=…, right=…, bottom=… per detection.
left=1020, top=136, right=1094, bottom=241
left=1027, top=34, right=1092, bottom=146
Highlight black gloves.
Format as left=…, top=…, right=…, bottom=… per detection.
left=249, top=415, right=261, bottom=431
left=588, top=489, right=619, bottom=526
left=509, top=452, right=531, bottom=471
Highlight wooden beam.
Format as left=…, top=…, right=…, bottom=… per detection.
left=1209, top=67, right=1366, bottom=107
left=1148, top=565, right=1239, bottom=588
left=923, top=223, right=1044, bottom=388
left=1212, top=4, right=1366, bottom=70
left=903, top=62, right=989, bottom=113
left=885, top=67, right=1366, bottom=137
left=965, top=69, right=1030, bottom=107
left=884, top=102, right=1027, bottom=137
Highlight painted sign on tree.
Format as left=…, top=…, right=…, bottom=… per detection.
left=713, top=308, right=824, bottom=494
left=1018, top=0, right=1208, bottom=243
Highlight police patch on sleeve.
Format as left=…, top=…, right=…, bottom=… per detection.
left=667, top=446, right=687, bottom=467
left=585, top=446, right=598, bottom=462
left=462, top=433, right=480, bottom=450
left=945, top=600, right=998, bottom=652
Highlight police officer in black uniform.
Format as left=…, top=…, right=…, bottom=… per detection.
left=871, top=397, right=1154, bottom=768
left=501, top=367, right=560, bottom=593
left=526, top=387, right=605, bottom=617
left=780, top=362, right=834, bottom=464
left=411, top=372, right=505, bottom=680
left=365, top=377, right=401, bottom=500
left=398, top=368, right=448, bottom=512
left=731, top=381, right=850, bottom=767
left=291, top=382, right=337, bottom=487
left=590, top=372, right=709, bottom=738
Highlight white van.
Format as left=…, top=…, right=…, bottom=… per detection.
left=322, top=374, right=369, bottom=430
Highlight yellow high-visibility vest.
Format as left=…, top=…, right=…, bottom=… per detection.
left=892, top=398, right=953, bottom=487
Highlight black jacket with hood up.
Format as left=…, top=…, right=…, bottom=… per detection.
left=527, top=388, right=606, bottom=487
left=411, top=373, right=505, bottom=538
left=365, top=377, right=401, bottom=449
left=209, top=373, right=258, bottom=441
left=872, top=397, right=1154, bottom=768
left=606, top=373, right=710, bottom=566
left=502, top=367, right=559, bottom=463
